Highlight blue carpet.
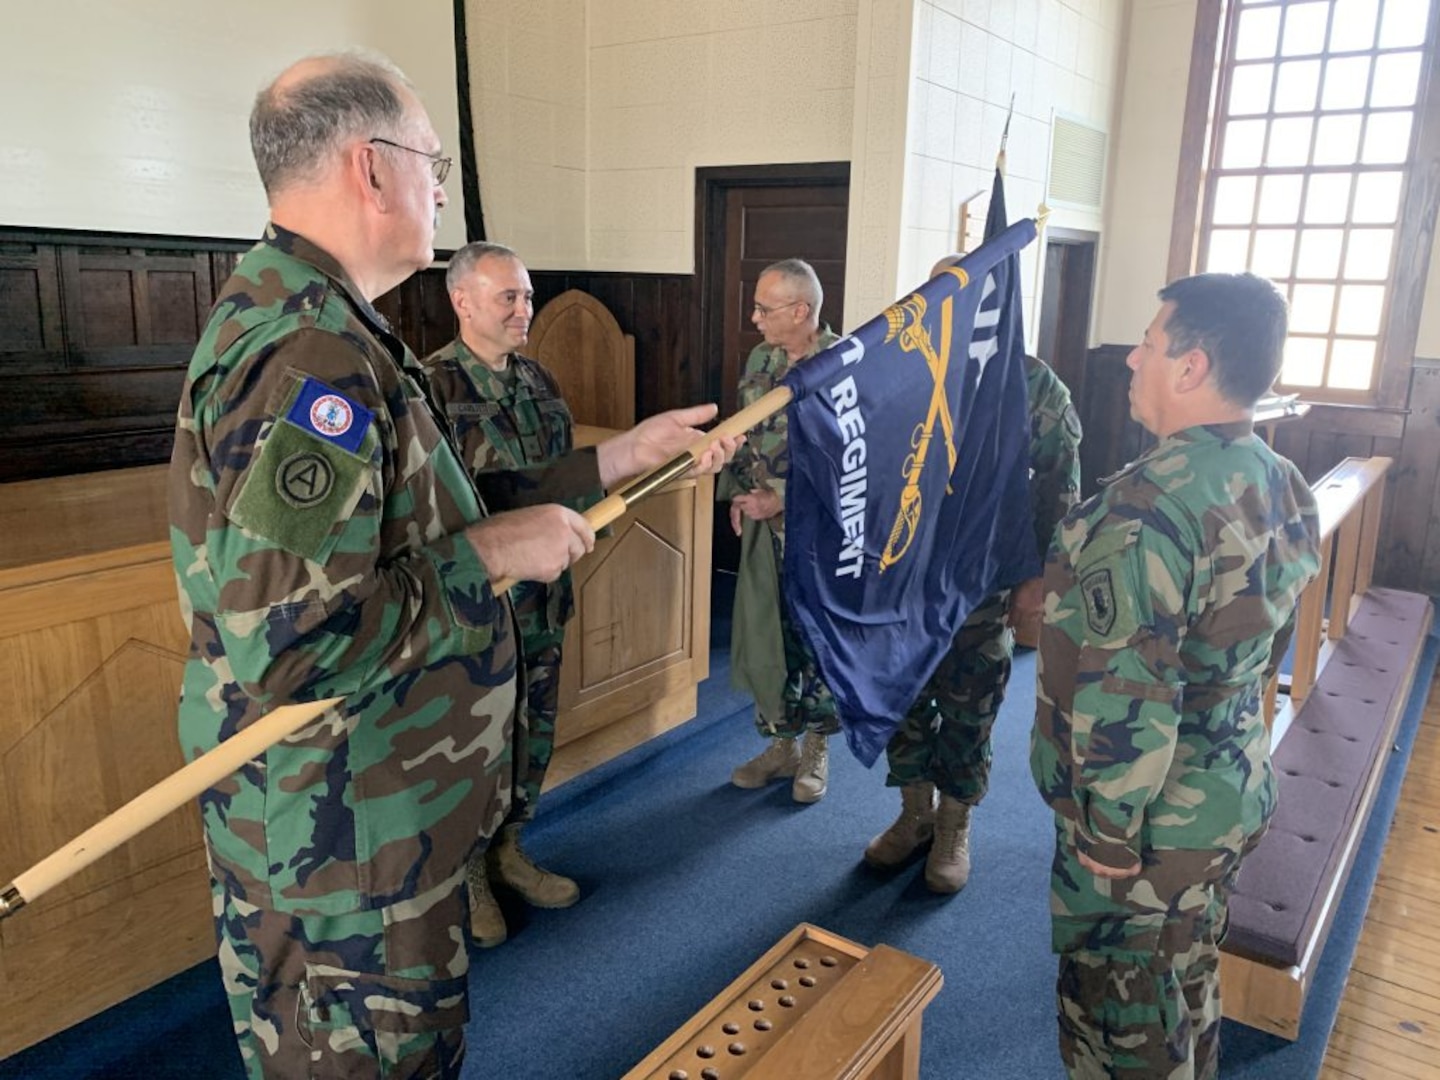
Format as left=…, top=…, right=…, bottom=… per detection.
left=4, top=619, right=1436, bottom=1079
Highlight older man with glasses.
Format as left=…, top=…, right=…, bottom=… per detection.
left=169, top=50, right=596, bottom=1078
left=720, top=257, right=842, bottom=803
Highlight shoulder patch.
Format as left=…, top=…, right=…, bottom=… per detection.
left=1079, top=566, right=1117, bottom=636
left=285, top=376, right=373, bottom=454
left=276, top=451, right=335, bottom=508
left=228, top=414, right=372, bottom=563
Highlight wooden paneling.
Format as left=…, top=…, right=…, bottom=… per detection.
left=1075, top=346, right=1440, bottom=594
left=1074, top=345, right=1149, bottom=497
left=0, top=228, right=703, bottom=485
left=528, top=290, right=637, bottom=429
left=0, top=228, right=249, bottom=484
left=374, top=265, right=458, bottom=361
left=529, top=270, right=699, bottom=421
left=0, top=469, right=205, bottom=1059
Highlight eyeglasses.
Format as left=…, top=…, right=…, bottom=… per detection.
left=369, top=137, right=452, bottom=185
left=752, top=300, right=805, bottom=317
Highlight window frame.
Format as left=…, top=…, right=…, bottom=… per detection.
left=1169, top=0, right=1440, bottom=409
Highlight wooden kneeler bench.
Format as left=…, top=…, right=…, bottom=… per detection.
left=623, top=924, right=943, bottom=1080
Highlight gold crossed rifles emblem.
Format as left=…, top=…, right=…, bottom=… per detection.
left=880, top=266, right=970, bottom=572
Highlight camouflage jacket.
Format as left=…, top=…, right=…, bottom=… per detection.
left=421, top=340, right=603, bottom=654
left=170, top=224, right=517, bottom=916
left=717, top=326, right=840, bottom=545
left=1030, top=421, right=1320, bottom=870
left=1025, top=355, right=1083, bottom=562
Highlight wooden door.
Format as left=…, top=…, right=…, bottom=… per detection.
left=696, top=165, right=850, bottom=573
left=1036, top=231, right=1117, bottom=498
left=717, top=185, right=850, bottom=418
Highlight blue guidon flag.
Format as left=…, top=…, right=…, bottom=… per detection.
left=781, top=218, right=1040, bottom=766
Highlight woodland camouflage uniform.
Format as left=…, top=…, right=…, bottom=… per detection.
left=422, top=340, right=603, bottom=821
left=718, top=327, right=842, bottom=737
left=170, top=224, right=516, bottom=1078
left=1030, top=420, right=1320, bottom=1079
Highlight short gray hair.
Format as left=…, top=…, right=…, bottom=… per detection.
left=250, top=50, right=413, bottom=196
left=762, top=258, right=822, bottom=311
left=446, top=241, right=521, bottom=292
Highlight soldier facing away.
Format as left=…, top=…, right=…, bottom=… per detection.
left=1030, top=272, right=1322, bottom=1078
left=169, top=51, right=595, bottom=1079
left=865, top=251, right=1083, bottom=893
left=420, top=241, right=738, bottom=948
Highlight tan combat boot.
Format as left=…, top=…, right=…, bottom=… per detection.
left=487, top=823, right=580, bottom=909
left=466, top=855, right=507, bottom=948
left=863, top=782, right=937, bottom=868
left=792, top=731, right=830, bottom=803
left=926, top=795, right=972, bottom=894
left=731, top=736, right=801, bottom=788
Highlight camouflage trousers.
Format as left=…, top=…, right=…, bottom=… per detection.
left=755, top=587, right=841, bottom=738
left=507, top=643, right=563, bottom=824
left=1048, top=822, right=1265, bottom=1079
left=884, top=591, right=1012, bottom=803
left=213, top=867, right=471, bottom=1079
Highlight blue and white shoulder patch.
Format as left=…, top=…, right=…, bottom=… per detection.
left=285, top=376, right=374, bottom=455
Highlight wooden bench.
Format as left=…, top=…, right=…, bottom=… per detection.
left=1220, top=457, right=1434, bottom=1039
left=623, top=924, right=943, bottom=1080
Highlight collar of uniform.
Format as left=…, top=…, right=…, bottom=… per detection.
left=1160, top=419, right=1257, bottom=448
left=260, top=222, right=395, bottom=335
left=449, top=339, right=529, bottom=399
left=765, top=323, right=840, bottom=370
left=1098, top=419, right=1257, bottom=488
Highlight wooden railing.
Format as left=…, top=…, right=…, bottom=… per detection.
left=1271, top=456, right=1392, bottom=726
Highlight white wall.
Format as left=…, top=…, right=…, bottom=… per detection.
left=899, top=0, right=1125, bottom=345
left=1420, top=230, right=1440, bottom=358
left=843, top=0, right=917, bottom=325
left=467, top=0, right=858, bottom=274
left=463, top=0, right=589, bottom=268
left=0, top=0, right=463, bottom=251
left=1093, top=0, right=1196, bottom=344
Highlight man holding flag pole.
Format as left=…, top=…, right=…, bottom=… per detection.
left=3, top=73, right=1049, bottom=1077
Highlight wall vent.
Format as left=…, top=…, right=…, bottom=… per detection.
left=1047, top=115, right=1107, bottom=210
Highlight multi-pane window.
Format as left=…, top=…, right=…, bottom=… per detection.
left=1200, top=0, right=1436, bottom=399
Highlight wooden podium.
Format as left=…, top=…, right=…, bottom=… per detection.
left=624, top=924, right=944, bottom=1080
left=0, top=454, right=712, bottom=1057
left=0, top=465, right=207, bottom=1060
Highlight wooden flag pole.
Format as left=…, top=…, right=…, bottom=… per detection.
left=0, top=393, right=794, bottom=923
left=0, top=696, right=340, bottom=919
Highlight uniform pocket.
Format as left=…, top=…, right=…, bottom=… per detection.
left=299, top=963, right=469, bottom=1078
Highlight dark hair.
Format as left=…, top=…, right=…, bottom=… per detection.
left=446, top=241, right=521, bottom=292
left=250, top=51, right=411, bottom=196
left=1157, top=272, right=1288, bottom=406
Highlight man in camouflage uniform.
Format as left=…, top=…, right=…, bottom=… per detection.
left=722, top=258, right=841, bottom=803
left=422, top=241, right=737, bottom=947
left=1029, top=273, right=1321, bottom=1078
left=865, top=258, right=1082, bottom=893
left=169, top=53, right=595, bottom=1079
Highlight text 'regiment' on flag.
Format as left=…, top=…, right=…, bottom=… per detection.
left=780, top=218, right=1040, bottom=766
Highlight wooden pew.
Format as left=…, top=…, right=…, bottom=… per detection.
left=1220, top=457, right=1434, bottom=1039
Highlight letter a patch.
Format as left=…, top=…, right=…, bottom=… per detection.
left=1080, top=567, right=1117, bottom=636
